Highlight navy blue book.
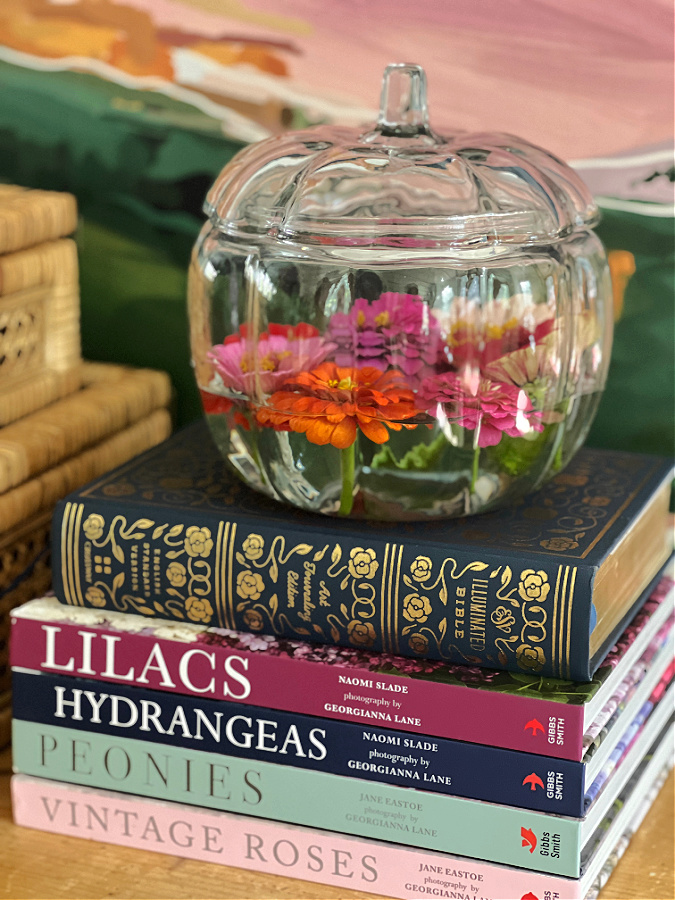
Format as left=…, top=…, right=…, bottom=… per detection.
left=51, top=421, right=673, bottom=679
left=8, top=669, right=626, bottom=816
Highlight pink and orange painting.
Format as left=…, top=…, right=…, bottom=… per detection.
left=0, top=0, right=672, bottom=163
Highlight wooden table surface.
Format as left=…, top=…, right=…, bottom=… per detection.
left=0, top=746, right=672, bottom=900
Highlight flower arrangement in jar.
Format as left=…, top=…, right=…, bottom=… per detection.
left=189, top=64, right=612, bottom=519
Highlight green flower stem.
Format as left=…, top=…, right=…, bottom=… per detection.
left=339, top=443, right=356, bottom=516
left=246, top=422, right=267, bottom=487
left=470, top=444, right=480, bottom=493
left=552, top=397, right=571, bottom=472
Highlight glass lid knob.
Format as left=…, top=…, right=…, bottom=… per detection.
left=375, top=62, right=435, bottom=139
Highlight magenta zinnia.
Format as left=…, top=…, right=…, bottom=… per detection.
left=326, top=292, right=441, bottom=386
left=418, top=370, right=543, bottom=447
left=208, top=323, right=332, bottom=397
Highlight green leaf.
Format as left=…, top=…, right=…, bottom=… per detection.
left=486, top=425, right=551, bottom=476
left=371, top=433, right=448, bottom=471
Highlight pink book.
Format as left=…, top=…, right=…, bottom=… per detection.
left=10, top=574, right=674, bottom=760
left=11, top=723, right=673, bottom=900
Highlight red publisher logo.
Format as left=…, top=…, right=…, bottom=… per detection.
left=522, top=773, right=544, bottom=791
left=521, top=827, right=537, bottom=853
left=521, top=893, right=539, bottom=900
left=524, top=718, right=545, bottom=736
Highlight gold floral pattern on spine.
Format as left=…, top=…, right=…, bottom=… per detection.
left=516, top=643, right=546, bottom=672
left=348, top=620, right=376, bottom=648
left=186, top=596, right=214, bottom=623
left=78, top=513, right=221, bottom=624
left=85, top=586, right=106, bottom=607
left=410, top=555, right=433, bottom=582
left=243, top=609, right=265, bottom=630
left=348, top=547, right=379, bottom=580
left=184, top=526, right=214, bottom=557
left=83, top=513, right=105, bottom=541
left=242, top=533, right=265, bottom=560
left=402, top=592, right=432, bottom=624
left=76, top=505, right=573, bottom=674
left=408, top=632, right=429, bottom=654
left=166, top=562, right=187, bottom=587
left=236, top=570, right=265, bottom=601
left=518, top=569, right=550, bottom=603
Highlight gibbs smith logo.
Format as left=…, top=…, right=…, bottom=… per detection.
left=521, top=827, right=537, bottom=853
left=524, top=719, right=545, bottom=737
left=521, top=894, right=539, bottom=900
left=522, top=773, right=544, bottom=791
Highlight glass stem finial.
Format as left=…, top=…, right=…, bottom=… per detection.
left=377, top=63, right=432, bottom=138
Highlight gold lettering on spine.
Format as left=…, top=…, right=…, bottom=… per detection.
left=226, top=522, right=237, bottom=630
left=393, top=545, right=403, bottom=655
left=72, top=503, right=85, bottom=606
left=380, top=544, right=391, bottom=653
left=552, top=566, right=562, bottom=674
left=565, top=568, right=577, bottom=679
left=214, top=520, right=226, bottom=629
left=60, top=502, right=74, bottom=606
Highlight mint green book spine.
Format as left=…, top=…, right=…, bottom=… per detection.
left=12, top=719, right=583, bottom=876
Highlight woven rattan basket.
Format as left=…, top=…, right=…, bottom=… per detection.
left=0, top=187, right=82, bottom=426
left=0, top=362, right=173, bottom=747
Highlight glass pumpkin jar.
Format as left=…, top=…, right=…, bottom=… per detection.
left=188, top=63, right=612, bottom=520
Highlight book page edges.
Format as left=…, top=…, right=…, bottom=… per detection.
left=590, top=476, right=674, bottom=657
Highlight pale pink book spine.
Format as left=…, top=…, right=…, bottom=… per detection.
left=11, top=774, right=582, bottom=900
left=10, top=612, right=585, bottom=758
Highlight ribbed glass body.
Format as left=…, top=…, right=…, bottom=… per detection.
left=188, top=65, right=612, bottom=519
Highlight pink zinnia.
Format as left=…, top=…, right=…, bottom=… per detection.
left=208, top=322, right=332, bottom=398
left=327, top=292, right=441, bottom=385
left=418, top=370, right=543, bottom=447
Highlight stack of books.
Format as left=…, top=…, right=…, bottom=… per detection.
left=9, top=421, right=674, bottom=899
left=0, top=186, right=174, bottom=747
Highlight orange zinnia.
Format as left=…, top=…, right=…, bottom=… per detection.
left=256, top=363, right=426, bottom=448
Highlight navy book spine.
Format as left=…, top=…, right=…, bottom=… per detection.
left=52, top=492, right=598, bottom=679
left=12, top=670, right=585, bottom=816
left=49, top=421, right=673, bottom=680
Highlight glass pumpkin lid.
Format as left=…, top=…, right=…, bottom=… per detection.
left=205, top=63, right=598, bottom=251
